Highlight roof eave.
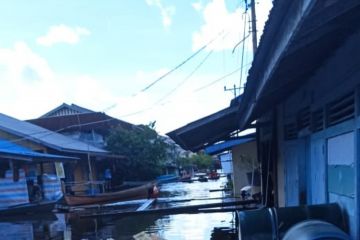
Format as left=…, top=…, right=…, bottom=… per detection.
left=239, top=0, right=318, bottom=129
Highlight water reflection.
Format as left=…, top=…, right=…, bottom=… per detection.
left=1, top=177, right=238, bottom=239
left=0, top=213, right=64, bottom=239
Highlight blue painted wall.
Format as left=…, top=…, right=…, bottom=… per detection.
left=278, top=30, right=360, bottom=238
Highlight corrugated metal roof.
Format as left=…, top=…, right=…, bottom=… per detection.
left=28, top=112, right=135, bottom=134
left=205, top=136, right=255, bottom=155
left=0, top=138, right=78, bottom=161
left=239, top=0, right=360, bottom=129
left=0, top=113, right=107, bottom=155
left=167, top=102, right=240, bottom=152
left=40, top=103, right=94, bottom=118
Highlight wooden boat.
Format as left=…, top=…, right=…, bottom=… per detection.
left=0, top=199, right=59, bottom=216
left=178, top=171, right=193, bottom=183
left=195, top=173, right=208, bottom=182
left=156, top=174, right=178, bottom=184
left=208, top=171, right=220, bottom=180
left=179, top=176, right=193, bottom=183
left=64, top=182, right=158, bottom=206
left=198, top=175, right=208, bottom=182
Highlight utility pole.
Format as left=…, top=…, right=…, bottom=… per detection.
left=250, top=0, right=258, bottom=54
left=224, top=84, right=241, bottom=98
left=223, top=0, right=256, bottom=98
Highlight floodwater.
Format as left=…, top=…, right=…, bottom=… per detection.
left=0, top=176, right=238, bottom=240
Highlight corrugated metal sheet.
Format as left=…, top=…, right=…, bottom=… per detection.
left=0, top=138, right=77, bottom=161
left=205, top=136, right=255, bottom=155
left=40, top=103, right=94, bottom=118
left=42, top=174, right=62, bottom=201
left=28, top=112, right=135, bottom=134
left=0, top=113, right=107, bottom=155
left=167, top=102, right=240, bottom=151
left=0, top=170, right=29, bottom=208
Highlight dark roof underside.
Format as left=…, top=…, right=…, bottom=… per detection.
left=167, top=105, right=240, bottom=152
left=239, top=0, right=360, bottom=128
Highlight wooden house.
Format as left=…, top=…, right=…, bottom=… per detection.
left=29, top=103, right=183, bottom=179
left=236, top=0, right=360, bottom=237
left=205, top=135, right=258, bottom=198
left=28, top=103, right=135, bottom=149
left=167, top=99, right=258, bottom=198
left=0, top=138, right=75, bottom=209
left=0, top=112, right=109, bottom=194
left=168, top=1, right=360, bottom=237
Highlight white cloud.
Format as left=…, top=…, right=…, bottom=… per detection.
left=0, top=42, right=116, bottom=120
left=192, top=1, right=203, bottom=12
left=108, top=69, right=232, bottom=134
left=145, top=0, right=175, bottom=28
left=0, top=42, right=222, bottom=134
left=37, top=24, right=91, bottom=47
left=192, top=0, right=272, bottom=52
left=0, top=42, right=233, bottom=135
left=0, top=41, right=53, bottom=81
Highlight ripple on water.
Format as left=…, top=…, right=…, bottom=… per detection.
left=1, top=176, right=238, bottom=239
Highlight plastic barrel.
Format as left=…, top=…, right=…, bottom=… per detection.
left=275, top=203, right=347, bottom=238
left=237, top=203, right=348, bottom=240
left=238, top=208, right=277, bottom=240
left=282, top=220, right=349, bottom=240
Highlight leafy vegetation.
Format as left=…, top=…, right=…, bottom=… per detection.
left=177, top=152, right=213, bottom=170
left=106, top=124, right=167, bottom=181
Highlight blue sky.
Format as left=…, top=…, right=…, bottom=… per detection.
left=0, top=0, right=272, bottom=134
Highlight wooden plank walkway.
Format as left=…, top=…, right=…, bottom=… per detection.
left=78, top=199, right=259, bottom=218
left=136, top=199, right=155, bottom=211
left=56, top=197, right=245, bottom=213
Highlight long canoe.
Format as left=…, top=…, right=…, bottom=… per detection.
left=0, top=199, right=58, bottom=216
left=64, top=182, right=158, bottom=206
left=156, top=174, right=178, bottom=184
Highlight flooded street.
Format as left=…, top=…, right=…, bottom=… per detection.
left=0, top=176, right=238, bottom=240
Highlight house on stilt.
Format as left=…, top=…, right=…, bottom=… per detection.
left=168, top=0, right=360, bottom=238
left=167, top=97, right=259, bottom=198
left=236, top=0, right=360, bottom=238
left=0, top=112, right=114, bottom=195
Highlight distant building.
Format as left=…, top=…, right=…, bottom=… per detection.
left=40, top=103, right=94, bottom=118
left=0, top=112, right=110, bottom=194
left=166, top=100, right=258, bottom=197
left=167, top=1, right=360, bottom=237
left=161, top=136, right=192, bottom=175
left=28, top=103, right=136, bottom=149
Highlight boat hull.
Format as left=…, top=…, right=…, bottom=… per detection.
left=156, top=174, right=178, bottom=184
left=0, top=200, right=58, bottom=216
left=64, top=183, right=156, bottom=206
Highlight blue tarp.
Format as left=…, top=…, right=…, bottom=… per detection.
left=0, top=138, right=77, bottom=161
left=205, top=137, right=254, bottom=155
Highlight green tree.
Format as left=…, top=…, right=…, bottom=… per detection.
left=178, top=152, right=213, bottom=170
left=106, top=124, right=167, bottom=181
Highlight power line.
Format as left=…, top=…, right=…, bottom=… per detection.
left=118, top=50, right=215, bottom=118
left=154, top=49, right=214, bottom=105
left=239, top=12, right=249, bottom=89
left=117, top=32, right=230, bottom=117
left=232, top=33, right=250, bottom=54
left=2, top=66, right=252, bottom=145
left=118, top=106, right=154, bottom=118
left=137, top=31, right=225, bottom=94
left=193, top=62, right=252, bottom=93
left=1, top=117, right=120, bottom=147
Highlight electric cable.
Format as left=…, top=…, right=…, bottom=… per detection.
left=193, top=62, right=252, bottom=93
left=136, top=31, right=225, bottom=94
